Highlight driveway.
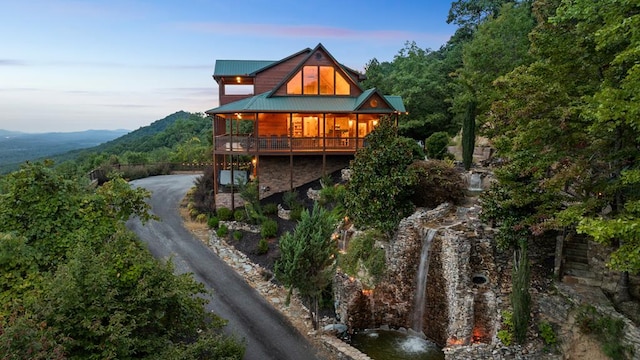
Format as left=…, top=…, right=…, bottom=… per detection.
left=127, top=174, right=324, bottom=360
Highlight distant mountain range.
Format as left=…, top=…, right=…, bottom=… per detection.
left=0, top=128, right=131, bottom=173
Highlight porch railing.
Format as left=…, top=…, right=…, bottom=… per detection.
left=214, top=134, right=363, bottom=152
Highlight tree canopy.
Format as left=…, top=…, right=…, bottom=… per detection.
left=0, top=162, right=244, bottom=359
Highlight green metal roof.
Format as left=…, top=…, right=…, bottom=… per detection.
left=206, top=89, right=405, bottom=114
left=213, top=60, right=276, bottom=77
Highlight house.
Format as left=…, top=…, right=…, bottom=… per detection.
left=206, top=43, right=406, bottom=200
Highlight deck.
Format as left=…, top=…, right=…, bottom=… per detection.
left=214, top=135, right=364, bottom=155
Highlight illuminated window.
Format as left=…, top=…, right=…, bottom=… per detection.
left=287, top=72, right=302, bottom=94
left=319, top=66, right=334, bottom=94
left=303, top=66, right=318, bottom=94
left=336, top=72, right=349, bottom=95
left=286, top=65, right=351, bottom=96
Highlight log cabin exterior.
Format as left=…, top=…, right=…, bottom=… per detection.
left=206, top=43, right=406, bottom=196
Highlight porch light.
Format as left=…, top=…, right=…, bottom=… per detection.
left=236, top=76, right=241, bottom=83
left=372, top=119, right=378, bottom=126
left=251, top=158, right=257, bottom=165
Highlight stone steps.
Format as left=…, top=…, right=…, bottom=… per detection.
left=562, top=236, right=600, bottom=286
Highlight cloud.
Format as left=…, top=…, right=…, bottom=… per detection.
left=176, top=22, right=449, bottom=43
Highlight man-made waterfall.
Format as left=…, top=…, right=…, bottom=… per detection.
left=468, top=173, right=483, bottom=191
left=412, top=228, right=437, bottom=332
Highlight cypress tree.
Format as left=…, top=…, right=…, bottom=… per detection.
left=462, top=100, right=476, bottom=170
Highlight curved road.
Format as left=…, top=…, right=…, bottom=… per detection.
left=127, top=174, right=323, bottom=360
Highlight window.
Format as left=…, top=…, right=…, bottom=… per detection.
left=287, top=72, right=302, bottom=94
left=303, top=66, right=318, bottom=94
left=319, top=66, right=334, bottom=94
left=286, top=65, right=350, bottom=95
left=225, top=84, right=254, bottom=95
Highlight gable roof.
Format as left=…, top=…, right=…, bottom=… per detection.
left=206, top=88, right=405, bottom=114
left=268, top=43, right=363, bottom=97
left=214, top=60, right=275, bottom=77
left=213, top=48, right=312, bottom=78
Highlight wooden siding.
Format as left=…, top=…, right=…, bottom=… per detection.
left=257, top=113, right=288, bottom=136
left=254, top=53, right=308, bottom=95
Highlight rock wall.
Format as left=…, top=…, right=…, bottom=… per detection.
left=257, top=155, right=351, bottom=197
left=334, top=201, right=501, bottom=348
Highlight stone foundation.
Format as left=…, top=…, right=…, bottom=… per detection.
left=257, top=155, right=351, bottom=197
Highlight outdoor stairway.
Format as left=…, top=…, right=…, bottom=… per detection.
left=562, top=236, right=601, bottom=287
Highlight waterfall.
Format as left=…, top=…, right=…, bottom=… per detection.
left=468, top=173, right=483, bottom=191
left=411, top=228, right=437, bottom=332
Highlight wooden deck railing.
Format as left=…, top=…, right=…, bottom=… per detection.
left=214, top=135, right=363, bottom=153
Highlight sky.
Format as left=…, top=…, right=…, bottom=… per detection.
left=0, top=0, right=457, bottom=133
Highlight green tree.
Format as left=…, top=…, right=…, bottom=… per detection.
left=275, top=202, right=338, bottom=329
left=0, top=163, right=244, bottom=359
left=344, top=116, right=419, bottom=233
left=453, top=2, right=535, bottom=168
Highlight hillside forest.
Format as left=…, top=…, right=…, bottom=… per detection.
left=0, top=0, right=639, bottom=358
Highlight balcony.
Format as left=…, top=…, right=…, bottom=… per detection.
left=214, top=134, right=363, bottom=154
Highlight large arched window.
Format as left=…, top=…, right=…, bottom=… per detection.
left=286, top=66, right=350, bottom=95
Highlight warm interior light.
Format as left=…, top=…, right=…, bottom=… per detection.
left=251, top=158, right=256, bottom=165
left=362, top=289, right=373, bottom=297
left=447, top=337, right=465, bottom=346
left=372, top=120, right=378, bottom=126
left=236, top=76, right=241, bottom=83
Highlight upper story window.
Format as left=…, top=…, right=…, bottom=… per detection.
left=287, top=65, right=350, bottom=95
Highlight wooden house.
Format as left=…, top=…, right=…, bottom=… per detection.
left=206, top=43, right=406, bottom=197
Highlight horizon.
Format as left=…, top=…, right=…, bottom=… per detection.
left=0, top=1, right=456, bottom=133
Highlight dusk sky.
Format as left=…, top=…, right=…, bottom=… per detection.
left=0, top=0, right=457, bottom=133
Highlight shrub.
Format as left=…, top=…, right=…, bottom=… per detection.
left=339, top=230, right=387, bottom=285
left=261, top=219, right=278, bottom=239
left=263, top=203, right=278, bottom=215
left=234, top=209, right=245, bottom=222
left=233, top=230, right=243, bottom=241
left=576, top=305, right=632, bottom=359
left=207, top=216, right=220, bottom=229
left=289, top=206, right=303, bottom=221
left=257, top=238, right=269, bottom=254
left=282, top=190, right=299, bottom=210
left=409, top=160, right=465, bottom=207
left=217, top=207, right=233, bottom=221
left=195, top=213, right=207, bottom=223
left=498, top=311, right=514, bottom=346
left=425, top=131, right=450, bottom=160
left=191, top=166, right=215, bottom=216
left=216, top=224, right=228, bottom=238
left=538, top=320, right=557, bottom=349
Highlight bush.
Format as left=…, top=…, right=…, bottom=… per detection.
left=282, top=190, right=299, bottom=210
left=233, top=230, right=243, bottom=241
left=261, top=219, right=278, bottom=239
left=576, top=305, right=632, bottom=359
left=216, top=224, right=228, bottom=238
left=195, top=213, right=208, bottom=223
left=257, top=238, right=269, bottom=254
left=217, top=207, right=233, bottom=221
left=263, top=203, right=278, bottom=215
left=498, top=311, right=514, bottom=346
left=425, top=131, right=451, bottom=160
left=538, top=320, right=557, bottom=349
left=409, top=160, right=465, bottom=207
left=234, top=209, right=245, bottom=222
left=191, top=166, right=215, bottom=216
left=207, top=216, right=220, bottom=229
left=339, top=231, right=387, bottom=285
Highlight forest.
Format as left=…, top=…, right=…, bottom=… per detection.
left=0, top=0, right=638, bottom=358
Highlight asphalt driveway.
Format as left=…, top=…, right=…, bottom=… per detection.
left=127, top=174, right=324, bottom=360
